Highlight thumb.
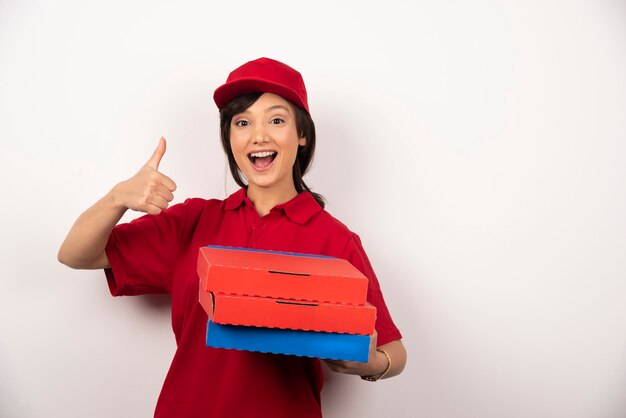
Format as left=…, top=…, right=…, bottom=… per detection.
left=146, top=137, right=166, bottom=169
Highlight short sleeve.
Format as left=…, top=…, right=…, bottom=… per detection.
left=104, top=198, right=201, bottom=296
left=340, top=234, right=403, bottom=346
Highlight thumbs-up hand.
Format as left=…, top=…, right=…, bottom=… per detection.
left=112, top=137, right=178, bottom=215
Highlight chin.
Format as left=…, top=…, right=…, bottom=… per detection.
left=247, top=178, right=279, bottom=190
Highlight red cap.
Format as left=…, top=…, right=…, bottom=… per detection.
left=213, top=57, right=309, bottom=113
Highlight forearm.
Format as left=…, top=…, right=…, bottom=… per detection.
left=58, top=138, right=176, bottom=270
left=57, top=188, right=127, bottom=269
left=357, top=339, right=407, bottom=380
left=376, top=339, right=407, bottom=379
left=323, top=336, right=407, bottom=380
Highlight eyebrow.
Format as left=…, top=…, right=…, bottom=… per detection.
left=265, top=105, right=291, bottom=113
left=237, top=104, right=292, bottom=116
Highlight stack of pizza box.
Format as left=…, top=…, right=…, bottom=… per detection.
left=197, top=245, right=376, bottom=362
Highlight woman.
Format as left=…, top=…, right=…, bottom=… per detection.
left=58, top=57, right=406, bottom=418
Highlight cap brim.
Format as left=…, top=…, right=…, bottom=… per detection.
left=213, top=78, right=307, bottom=112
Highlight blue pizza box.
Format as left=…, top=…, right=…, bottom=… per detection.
left=206, top=320, right=370, bottom=362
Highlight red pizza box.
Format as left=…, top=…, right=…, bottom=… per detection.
left=197, top=246, right=368, bottom=305
left=200, top=291, right=376, bottom=335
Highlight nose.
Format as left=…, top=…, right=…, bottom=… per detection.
left=252, top=123, right=269, bottom=144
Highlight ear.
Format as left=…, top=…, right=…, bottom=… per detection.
left=298, top=136, right=306, bottom=147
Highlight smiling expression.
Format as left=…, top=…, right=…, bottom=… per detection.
left=229, top=93, right=306, bottom=198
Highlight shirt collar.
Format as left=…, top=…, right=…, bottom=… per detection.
left=274, top=191, right=323, bottom=224
left=223, top=187, right=322, bottom=224
left=223, top=187, right=247, bottom=211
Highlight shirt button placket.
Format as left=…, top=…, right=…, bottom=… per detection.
left=248, top=219, right=265, bottom=248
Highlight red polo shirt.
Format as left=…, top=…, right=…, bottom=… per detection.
left=104, top=188, right=402, bottom=418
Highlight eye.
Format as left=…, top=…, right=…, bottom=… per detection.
left=234, top=120, right=249, bottom=127
left=270, top=118, right=284, bottom=125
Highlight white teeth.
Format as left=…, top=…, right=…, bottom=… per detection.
left=249, top=151, right=277, bottom=158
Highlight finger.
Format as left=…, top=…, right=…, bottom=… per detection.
left=144, top=204, right=162, bottom=215
left=326, top=362, right=351, bottom=373
left=322, top=361, right=341, bottom=372
left=146, top=137, right=166, bottom=170
left=147, top=194, right=169, bottom=209
left=327, top=364, right=340, bottom=372
left=159, top=173, right=177, bottom=191
left=155, top=184, right=174, bottom=202
left=324, top=360, right=348, bottom=370
left=370, top=330, right=378, bottom=346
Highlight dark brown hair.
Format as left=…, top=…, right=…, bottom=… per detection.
left=219, top=92, right=325, bottom=208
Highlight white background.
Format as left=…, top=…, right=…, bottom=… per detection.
left=1, top=1, right=625, bottom=417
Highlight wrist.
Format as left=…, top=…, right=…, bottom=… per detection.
left=372, top=349, right=388, bottom=375
left=361, top=349, right=391, bottom=382
left=108, top=182, right=129, bottom=211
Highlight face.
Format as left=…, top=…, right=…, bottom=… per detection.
left=229, top=92, right=306, bottom=198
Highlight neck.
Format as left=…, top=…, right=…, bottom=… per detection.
left=247, top=184, right=298, bottom=217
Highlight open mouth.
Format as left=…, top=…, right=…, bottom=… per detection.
left=248, top=151, right=278, bottom=170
